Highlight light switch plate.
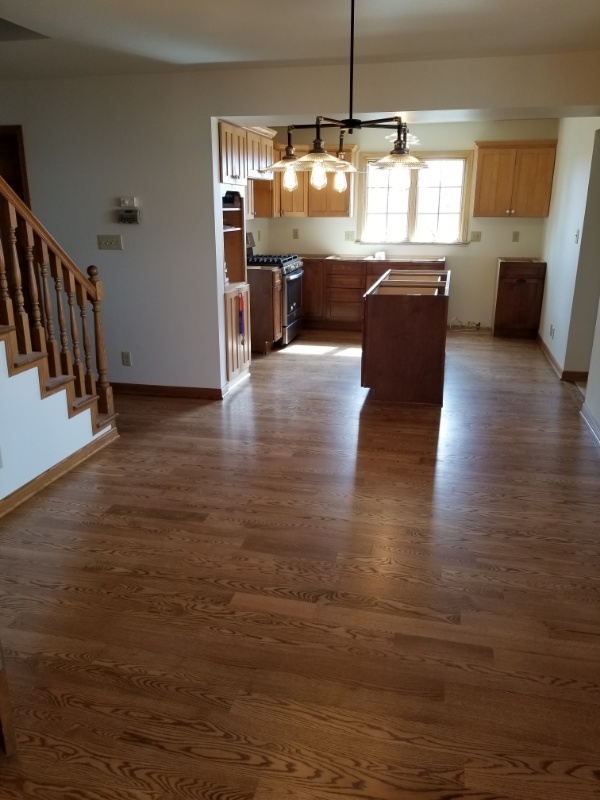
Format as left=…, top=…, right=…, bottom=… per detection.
left=98, top=235, right=123, bottom=250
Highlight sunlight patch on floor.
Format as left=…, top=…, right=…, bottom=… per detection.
left=278, top=344, right=337, bottom=355
left=334, top=347, right=362, bottom=358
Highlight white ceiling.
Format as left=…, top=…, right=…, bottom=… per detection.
left=0, top=0, right=600, bottom=80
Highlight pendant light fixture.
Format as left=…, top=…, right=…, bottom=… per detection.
left=261, top=0, right=425, bottom=190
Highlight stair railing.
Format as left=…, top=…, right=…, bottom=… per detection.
left=0, top=174, right=114, bottom=423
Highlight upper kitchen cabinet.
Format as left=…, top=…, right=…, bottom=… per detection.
left=252, top=144, right=308, bottom=218
left=247, top=130, right=274, bottom=180
left=473, top=140, right=557, bottom=217
left=219, top=121, right=247, bottom=185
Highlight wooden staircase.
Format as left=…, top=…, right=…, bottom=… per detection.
left=0, top=174, right=117, bottom=515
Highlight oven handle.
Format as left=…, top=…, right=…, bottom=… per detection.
left=285, top=269, right=304, bottom=282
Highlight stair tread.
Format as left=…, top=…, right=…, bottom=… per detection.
left=13, top=350, right=47, bottom=368
left=72, top=393, right=100, bottom=410
left=45, top=374, right=76, bottom=391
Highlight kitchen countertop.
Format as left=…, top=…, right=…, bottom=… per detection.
left=300, top=254, right=446, bottom=263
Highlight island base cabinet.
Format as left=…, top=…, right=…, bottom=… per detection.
left=224, top=283, right=251, bottom=383
left=362, top=271, right=450, bottom=405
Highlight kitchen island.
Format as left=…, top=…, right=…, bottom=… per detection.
left=361, top=269, right=451, bottom=404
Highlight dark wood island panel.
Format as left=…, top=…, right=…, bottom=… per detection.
left=361, top=270, right=451, bottom=404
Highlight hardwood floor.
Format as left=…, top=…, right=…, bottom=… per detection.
left=1, top=329, right=600, bottom=800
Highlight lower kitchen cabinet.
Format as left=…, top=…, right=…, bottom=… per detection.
left=302, top=259, right=325, bottom=320
left=493, top=258, right=546, bottom=338
left=247, top=267, right=283, bottom=353
left=303, top=257, right=447, bottom=330
left=326, top=262, right=366, bottom=326
left=224, top=283, right=251, bottom=382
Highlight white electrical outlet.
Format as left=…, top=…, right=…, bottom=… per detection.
left=292, top=229, right=299, bottom=240
left=121, top=351, right=132, bottom=366
left=470, top=231, right=482, bottom=242
left=98, top=235, right=123, bottom=251
left=512, top=231, right=520, bottom=242
left=345, top=231, right=355, bottom=241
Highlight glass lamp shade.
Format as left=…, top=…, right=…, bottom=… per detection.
left=374, top=152, right=427, bottom=170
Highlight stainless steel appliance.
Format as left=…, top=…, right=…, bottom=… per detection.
left=247, top=254, right=304, bottom=345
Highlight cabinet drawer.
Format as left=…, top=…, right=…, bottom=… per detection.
left=328, top=301, right=364, bottom=321
left=327, top=272, right=365, bottom=289
left=498, top=261, right=545, bottom=279
left=327, top=287, right=364, bottom=302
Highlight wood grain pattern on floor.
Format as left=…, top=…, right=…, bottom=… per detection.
left=1, top=330, right=600, bottom=799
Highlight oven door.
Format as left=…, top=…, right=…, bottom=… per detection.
left=281, top=268, right=303, bottom=345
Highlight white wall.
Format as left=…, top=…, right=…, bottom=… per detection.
left=0, top=342, right=109, bottom=500
left=1, top=51, right=600, bottom=392
left=540, top=118, right=600, bottom=368
left=583, top=301, right=600, bottom=437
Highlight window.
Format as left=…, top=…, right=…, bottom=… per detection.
left=359, top=152, right=472, bottom=244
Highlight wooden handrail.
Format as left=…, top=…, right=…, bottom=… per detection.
left=0, top=175, right=95, bottom=296
left=0, top=173, right=115, bottom=426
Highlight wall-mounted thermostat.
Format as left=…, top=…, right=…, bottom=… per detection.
left=117, top=208, right=141, bottom=224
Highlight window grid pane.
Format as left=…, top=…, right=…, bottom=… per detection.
left=363, top=157, right=466, bottom=243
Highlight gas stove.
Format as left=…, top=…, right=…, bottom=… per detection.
left=247, top=254, right=303, bottom=274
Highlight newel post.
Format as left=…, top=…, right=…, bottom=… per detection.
left=88, top=265, right=114, bottom=417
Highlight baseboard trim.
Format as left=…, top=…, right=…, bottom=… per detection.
left=581, top=403, right=600, bottom=446
left=562, top=370, right=589, bottom=382
left=536, top=335, right=562, bottom=378
left=535, top=336, right=588, bottom=382
left=112, top=382, right=223, bottom=400
left=0, top=428, right=119, bottom=519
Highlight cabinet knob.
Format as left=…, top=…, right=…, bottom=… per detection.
left=506, top=210, right=510, bottom=214
left=511, top=209, right=515, bottom=214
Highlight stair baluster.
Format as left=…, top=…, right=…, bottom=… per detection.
left=35, top=239, right=61, bottom=379
left=0, top=233, right=15, bottom=329
left=88, top=266, right=114, bottom=417
left=50, top=253, right=73, bottom=379
left=22, top=222, right=46, bottom=354
left=2, top=198, right=32, bottom=354
left=76, top=281, right=97, bottom=398
left=65, top=269, right=85, bottom=397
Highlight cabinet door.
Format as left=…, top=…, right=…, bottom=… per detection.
left=246, top=131, right=262, bottom=179
left=512, top=146, right=556, bottom=217
left=224, top=284, right=251, bottom=380
left=219, top=122, right=247, bottom=185
left=473, top=147, right=516, bottom=217
left=273, top=279, right=283, bottom=342
left=279, top=170, right=308, bottom=217
left=308, top=173, right=352, bottom=217
left=302, top=259, right=325, bottom=319
left=494, top=278, right=543, bottom=335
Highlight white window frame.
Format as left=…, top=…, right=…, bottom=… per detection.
left=358, top=151, right=473, bottom=245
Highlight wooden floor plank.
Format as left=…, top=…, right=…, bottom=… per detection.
left=1, top=330, right=600, bottom=799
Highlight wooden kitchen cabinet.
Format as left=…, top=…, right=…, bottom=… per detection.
left=326, top=262, right=366, bottom=325
left=473, top=140, right=556, bottom=217
left=302, top=259, right=325, bottom=320
left=253, top=167, right=308, bottom=217
left=247, top=267, right=283, bottom=353
left=246, top=130, right=274, bottom=180
left=493, top=258, right=546, bottom=338
left=219, top=121, right=247, bottom=185
left=303, top=257, right=447, bottom=330
left=224, top=283, right=251, bottom=381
